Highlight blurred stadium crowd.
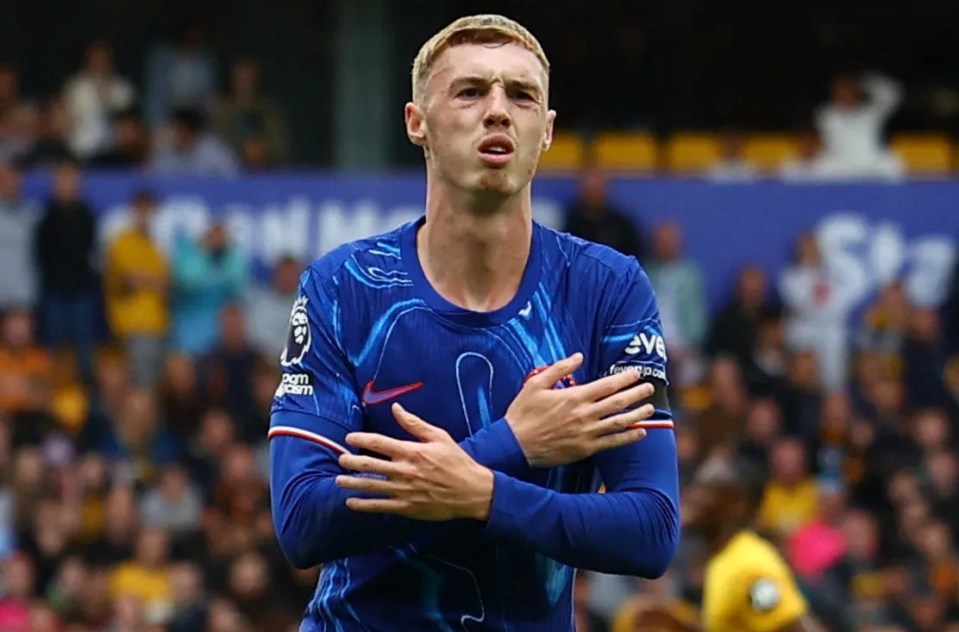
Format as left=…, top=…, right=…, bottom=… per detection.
left=0, top=12, right=958, bottom=632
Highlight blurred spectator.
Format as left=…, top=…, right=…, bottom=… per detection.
left=0, top=103, right=39, bottom=165
left=943, top=252, right=959, bottom=355
left=0, top=64, right=21, bottom=117
left=33, top=160, right=99, bottom=382
left=705, top=265, right=778, bottom=390
left=88, top=108, right=151, bottom=168
left=0, top=310, right=53, bottom=421
left=0, top=160, right=40, bottom=311
left=779, top=127, right=832, bottom=181
left=245, top=255, right=300, bottom=358
left=0, top=552, right=34, bottom=631
left=63, top=41, right=137, bottom=160
left=902, top=308, right=949, bottom=408
left=139, top=465, right=202, bottom=535
left=706, top=128, right=758, bottom=181
left=786, top=482, right=847, bottom=582
left=574, top=572, right=610, bottom=632
left=562, top=167, right=645, bottom=262
left=143, top=17, right=218, bottom=131
left=213, top=58, right=291, bottom=169
left=149, top=107, right=238, bottom=175
left=170, top=222, right=247, bottom=355
left=814, top=71, right=904, bottom=179
left=166, top=562, right=206, bottom=631
left=861, top=282, right=912, bottom=356
left=0, top=65, right=28, bottom=163
left=779, top=232, right=853, bottom=390
left=96, top=389, right=183, bottom=488
left=21, top=97, right=76, bottom=168
left=108, top=526, right=172, bottom=625
left=103, top=190, right=168, bottom=387
left=693, top=356, right=750, bottom=456
left=646, top=221, right=707, bottom=386
left=757, top=437, right=820, bottom=540
left=202, top=305, right=261, bottom=439
left=157, top=353, right=205, bottom=441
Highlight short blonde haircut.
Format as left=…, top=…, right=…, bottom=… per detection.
left=411, top=14, right=550, bottom=105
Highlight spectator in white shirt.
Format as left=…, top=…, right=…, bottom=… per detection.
left=814, top=71, right=904, bottom=179
left=63, top=41, right=136, bottom=160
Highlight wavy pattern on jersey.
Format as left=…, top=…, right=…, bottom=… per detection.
left=347, top=298, right=425, bottom=366
left=455, top=352, right=495, bottom=435
left=344, top=257, right=412, bottom=289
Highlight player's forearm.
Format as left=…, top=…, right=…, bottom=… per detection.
left=483, top=475, right=679, bottom=575
left=483, top=429, right=680, bottom=576
left=458, top=417, right=529, bottom=475
left=270, top=433, right=449, bottom=567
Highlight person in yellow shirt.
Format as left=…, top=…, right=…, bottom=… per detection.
left=634, top=455, right=824, bottom=632
left=757, top=438, right=820, bottom=539
left=103, top=190, right=169, bottom=387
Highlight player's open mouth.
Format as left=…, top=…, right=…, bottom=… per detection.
left=478, top=135, right=515, bottom=166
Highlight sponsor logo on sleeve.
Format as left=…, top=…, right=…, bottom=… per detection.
left=748, top=578, right=781, bottom=612
left=280, top=296, right=311, bottom=367
left=275, top=373, right=315, bottom=397
left=606, top=362, right=667, bottom=382
left=624, top=329, right=667, bottom=361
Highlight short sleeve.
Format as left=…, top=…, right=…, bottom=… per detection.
left=269, top=267, right=363, bottom=441
left=595, top=261, right=672, bottom=420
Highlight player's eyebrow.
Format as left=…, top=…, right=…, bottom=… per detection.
left=448, top=75, right=543, bottom=97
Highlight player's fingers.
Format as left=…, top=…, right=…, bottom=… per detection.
left=345, top=497, right=413, bottom=514
left=338, top=453, right=409, bottom=478
left=392, top=403, right=448, bottom=442
left=571, top=367, right=644, bottom=402
left=345, top=432, right=413, bottom=458
left=586, top=381, right=655, bottom=418
left=526, top=353, right=583, bottom=389
left=335, top=474, right=402, bottom=494
left=592, top=427, right=648, bottom=452
left=591, top=404, right=655, bottom=435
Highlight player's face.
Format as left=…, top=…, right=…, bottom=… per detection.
left=408, top=42, right=555, bottom=199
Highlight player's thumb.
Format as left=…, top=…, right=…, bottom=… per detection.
left=392, top=403, right=442, bottom=442
left=529, top=352, right=583, bottom=389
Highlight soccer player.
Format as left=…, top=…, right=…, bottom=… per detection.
left=269, top=14, right=680, bottom=631
left=633, top=456, right=825, bottom=632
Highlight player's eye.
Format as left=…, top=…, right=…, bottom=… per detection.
left=457, top=87, right=481, bottom=99
left=514, top=91, right=534, bottom=102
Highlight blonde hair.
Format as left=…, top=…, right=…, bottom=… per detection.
left=411, top=14, right=550, bottom=104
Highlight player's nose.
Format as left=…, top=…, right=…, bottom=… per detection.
left=483, top=87, right=512, bottom=128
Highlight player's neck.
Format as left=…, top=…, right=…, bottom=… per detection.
left=419, top=189, right=532, bottom=313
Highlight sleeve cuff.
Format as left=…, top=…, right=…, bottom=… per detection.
left=459, top=418, right=529, bottom=476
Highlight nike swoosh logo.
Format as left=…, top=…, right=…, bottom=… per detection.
left=361, top=380, right=424, bottom=405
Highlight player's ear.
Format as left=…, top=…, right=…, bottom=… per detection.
left=542, top=109, right=556, bottom=152
left=405, top=102, right=428, bottom=148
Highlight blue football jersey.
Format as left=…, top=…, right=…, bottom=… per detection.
left=269, top=216, right=679, bottom=631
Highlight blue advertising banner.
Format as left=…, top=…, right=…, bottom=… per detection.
left=21, top=171, right=958, bottom=314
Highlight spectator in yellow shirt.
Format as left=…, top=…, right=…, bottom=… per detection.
left=109, top=526, right=173, bottom=625
left=758, top=438, right=820, bottom=540
left=103, top=190, right=168, bottom=387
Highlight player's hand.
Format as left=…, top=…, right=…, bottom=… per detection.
left=504, top=352, right=657, bottom=467
left=335, top=403, right=494, bottom=522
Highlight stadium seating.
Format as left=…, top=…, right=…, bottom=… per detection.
left=890, top=134, right=953, bottom=174
left=592, top=132, right=659, bottom=172
left=663, top=132, right=723, bottom=173
left=539, top=131, right=586, bottom=171
left=743, top=133, right=800, bottom=173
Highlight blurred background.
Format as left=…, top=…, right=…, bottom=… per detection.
left=0, top=1, right=958, bottom=631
